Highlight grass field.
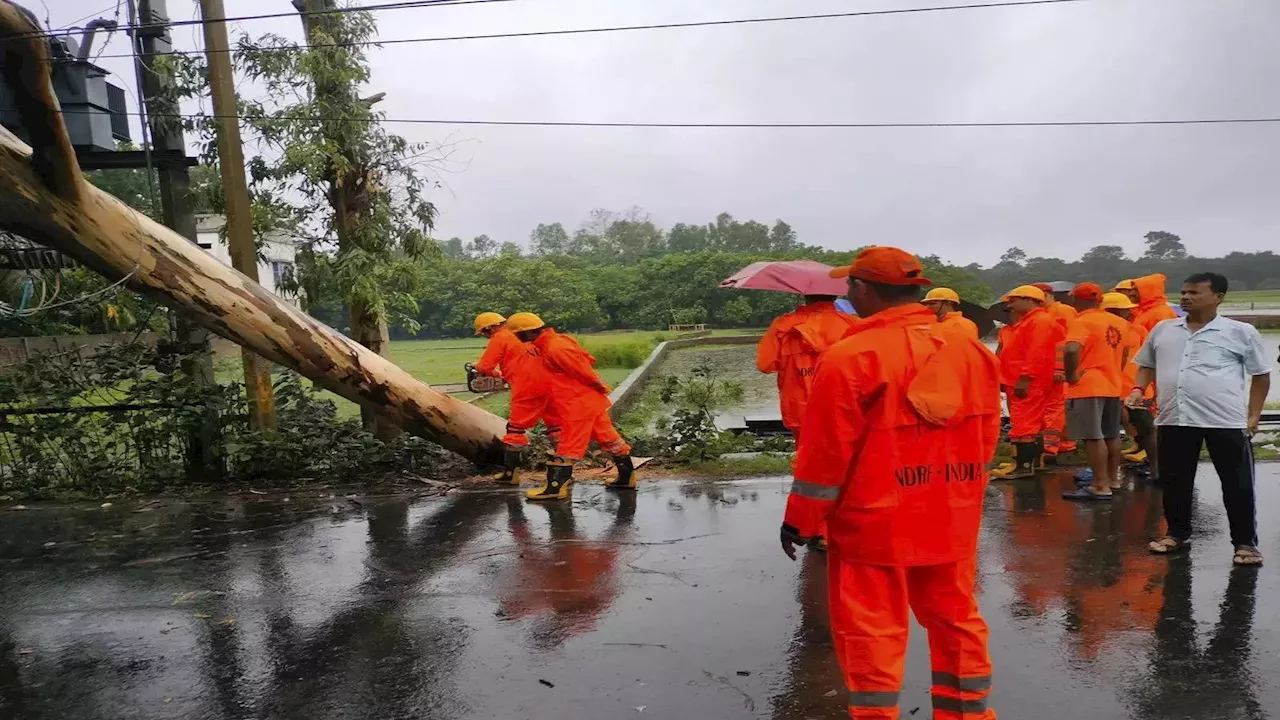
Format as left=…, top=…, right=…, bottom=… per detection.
left=283, top=329, right=764, bottom=419
left=1223, top=290, right=1280, bottom=307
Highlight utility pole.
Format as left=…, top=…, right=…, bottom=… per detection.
left=130, top=0, right=221, bottom=478
left=198, top=0, right=277, bottom=431
left=295, top=0, right=399, bottom=439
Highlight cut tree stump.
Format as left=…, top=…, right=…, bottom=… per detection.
left=0, top=2, right=505, bottom=464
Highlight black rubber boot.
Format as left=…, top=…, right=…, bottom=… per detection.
left=526, top=463, right=573, bottom=501
left=495, top=448, right=522, bottom=485
left=1008, top=442, right=1039, bottom=479
left=604, top=455, right=637, bottom=490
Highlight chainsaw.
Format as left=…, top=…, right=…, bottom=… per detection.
left=465, top=363, right=507, bottom=393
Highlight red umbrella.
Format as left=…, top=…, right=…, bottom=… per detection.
left=719, top=260, right=848, bottom=296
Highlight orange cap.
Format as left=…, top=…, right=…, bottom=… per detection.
left=829, top=246, right=932, bottom=286
left=1071, top=282, right=1104, bottom=301
left=1032, top=282, right=1055, bottom=294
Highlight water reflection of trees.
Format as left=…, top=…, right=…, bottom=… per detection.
left=0, top=494, right=505, bottom=719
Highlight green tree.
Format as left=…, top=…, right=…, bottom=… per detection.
left=530, top=222, right=570, bottom=255
left=667, top=223, right=709, bottom=253
left=1143, top=231, right=1187, bottom=260
left=171, top=3, right=440, bottom=398
left=998, top=247, right=1027, bottom=266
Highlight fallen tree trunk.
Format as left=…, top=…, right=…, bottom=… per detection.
left=0, top=2, right=505, bottom=464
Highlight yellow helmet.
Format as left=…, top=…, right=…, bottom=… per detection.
left=1004, top=285, right=1046, bottom=303
left=473, top=312, right=506, bottom=335
left=923, top=287, right=960, bottom=304
left=506, top=312, right=546, bottom=333
left=1101, top=292, right=1137, bottom=310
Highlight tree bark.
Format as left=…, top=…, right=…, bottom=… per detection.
left=0, top=2, right=505, bottom=464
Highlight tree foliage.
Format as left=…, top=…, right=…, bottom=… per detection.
left=166, top=2, right=441, bottom=334
left=974, top=231, right=1280, bottom=294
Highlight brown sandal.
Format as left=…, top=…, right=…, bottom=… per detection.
left=1148, top=537, right=1190, bottom=555
left=1233, top=546, right=1264, bottom=566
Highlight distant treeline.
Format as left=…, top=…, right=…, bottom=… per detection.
left=307, top=208, right=993, bottom=337
left=971, top=232, right=1280, bottom=296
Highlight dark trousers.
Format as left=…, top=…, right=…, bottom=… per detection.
left=1157, top=425, right=1258, bottom=547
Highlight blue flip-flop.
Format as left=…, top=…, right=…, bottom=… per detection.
left=1062, top=487, right=1113, bottom=502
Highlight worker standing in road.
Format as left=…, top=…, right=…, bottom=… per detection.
left=922, top=287, right=979, bottom=341
left=764, top=298, right=859, bottom=551
left=1033, top=283, right=1077, bottom=459
left=757, top=295, right=856, bottom=441
left=780, top=246, right=1002, bottom=720
left=506, top=313, right=635, bottom=500
left=1116, top=276, right=1177, bottom=467
left=993, top=285, right=1064, bottom=479
left=472, top=312, right=560, bottom=485
left=1060, top=283, right=1130, bottom=501
left=1103, top=292, right=1157, bottom=480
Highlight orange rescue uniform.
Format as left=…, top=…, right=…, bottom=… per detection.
left=1131, top=273, right=1177, bottom=334
left=1063, top=309, right=1129, bottom=400
left=1121, top=322, right=1152, bottom=401
left=1000, top=306, right=1066, bottom=447
left=476, top=326, right=561, bottom=449
left=785, top=304, right=1002, bottom=719
left=757, top=301, right=858, bottom=432
left=1044, top=302, right=1078, bottom=454
left=532, top=329, right=630, bottom=460
left=937, top=311, right=980, bottom=342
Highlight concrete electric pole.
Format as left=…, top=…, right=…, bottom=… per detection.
left=197, top=0, right=278, bottom=431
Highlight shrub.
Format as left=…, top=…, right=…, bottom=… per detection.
left=588, top=340, right=653, bottom=369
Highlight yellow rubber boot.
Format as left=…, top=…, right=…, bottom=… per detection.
left=527, top=463, right=573, bottom=501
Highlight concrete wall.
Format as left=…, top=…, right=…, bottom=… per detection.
left=0, top=332, right=241, bottom=367
left=608, top=334, right=762, bottom=419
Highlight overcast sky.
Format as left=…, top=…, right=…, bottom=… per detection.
left=46, top=0, right=1280, bottom=266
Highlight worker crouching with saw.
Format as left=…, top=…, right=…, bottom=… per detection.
left=506, top=312, right=636, bottom=500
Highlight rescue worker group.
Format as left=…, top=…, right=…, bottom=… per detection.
left=468, top=246, right=1231, bottom=719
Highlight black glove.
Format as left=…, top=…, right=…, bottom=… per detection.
left=781, top=523, right=807, bottom=561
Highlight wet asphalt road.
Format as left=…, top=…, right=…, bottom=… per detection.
left=1, top=466, right=1278, bottom=720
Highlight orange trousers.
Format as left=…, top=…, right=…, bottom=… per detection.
left=502, top=391, right=561, bottom=450
left=1007, top=384, right=1051, bottom=446
left=1042, top=384, right=1074, bottom=455
left=828, top=546, right=996, bottom=719
left=792, top=427, right=828, bottom=542
left=555, top=411, right=630, bottom=460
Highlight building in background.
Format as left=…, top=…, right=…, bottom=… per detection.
left=196, top=214, right=299, bottom=306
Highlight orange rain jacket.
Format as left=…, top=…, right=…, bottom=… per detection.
left=757, top=301, right=858, bottom=430
left=532, top=329, right=611, bottom=421
left=1000, top=307, right=1065, bottom=389
left=938, top=311, right=980, bottom=342
left=1063, top=309, right=1130, bottom=400
left=1046, top=301, right=1078, bottom=324
left=476, top=326, right=547, bottom=398
left=1132, top=273, right=1177, bottom=333
left=784, top=305, right=1003, bottom=566
left=1121, top=321, right=1153, bottom=402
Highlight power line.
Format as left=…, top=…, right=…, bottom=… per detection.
left=52, top=0, right=1092, bottom=58
left=52, top=2, right=121, bottom=31
left=60, top=109, right=1280, bottom=129
left=27, top=0, right=518, bottom=42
